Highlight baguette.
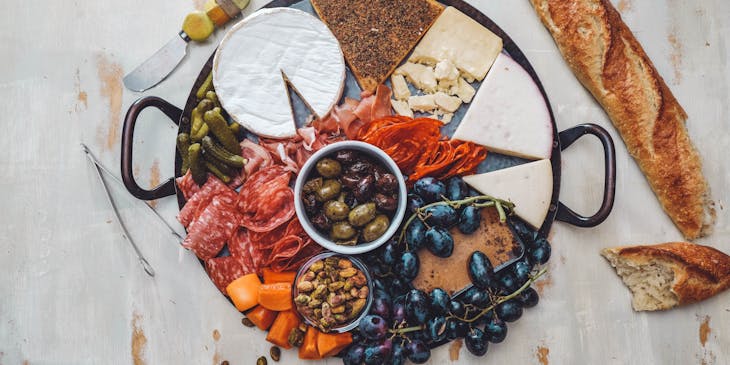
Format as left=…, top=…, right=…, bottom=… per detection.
left=601, top=242, right=730, bottom=311
left=530, top=0, right=715, bottom=239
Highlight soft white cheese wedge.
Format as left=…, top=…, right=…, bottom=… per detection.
left=453, top=53, right=553, bottom=160
left=463, top=159, right=553, bottom=229
left=213, top=8, right=345, bottom=139
left=409, top=7, right=502, bottom=82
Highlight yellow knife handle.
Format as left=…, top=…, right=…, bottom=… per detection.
left=184, top=0, right=250, bottom=41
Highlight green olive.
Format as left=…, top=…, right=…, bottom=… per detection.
left=316, top=158, right=342, bottom=178
left=324, top=200, right=350, bottom=221
left=331, top=221, right=356, bottom=240
left=303, top=177, right=323, bottom=194
left=316, top=179, right=342, bottom=202
left=362, top=215, right=390, bottom=242
left=348, top=202, right=376, bottom=227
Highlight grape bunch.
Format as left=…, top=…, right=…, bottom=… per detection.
left=341, top=176, right=551, bottom=364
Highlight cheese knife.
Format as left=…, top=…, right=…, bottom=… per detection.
left=123, top=0, right=250, bottom=92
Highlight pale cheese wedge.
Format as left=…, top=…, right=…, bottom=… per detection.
left=409, top=6, right=502, bottom=82
left=463, top=159, right=553, bottom=229
left=453, top=53, right=553, bottom=160
left=213, top=8, right=345, bottom=138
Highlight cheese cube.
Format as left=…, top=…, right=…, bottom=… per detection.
left=391, top=99, right=414, bottom=118
left=434, top=92, right=462, bottom=113
left=455, top=78, right=476, bottom=103
left=408, top=94, right=436, bottom=112
left=391, top=74, right=411, bottom=101
left=434, top=59, right=459, bottom=82
left=395, top=62, right=437, bottom=92
left=409, top=7, right=503, bottom=81
left=441, top=113, right=454, bottom=124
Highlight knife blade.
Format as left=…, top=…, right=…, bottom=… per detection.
left=123, top=31, right=190, bottom=92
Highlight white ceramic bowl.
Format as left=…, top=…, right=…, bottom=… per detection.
left=294, top=141, right=408, bottom=255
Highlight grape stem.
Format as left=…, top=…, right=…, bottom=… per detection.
left=388, top=324, right=425, bottom=335
left=449, top=268, right=548, bottom=324
left=398, top=195, right=515, bottom=249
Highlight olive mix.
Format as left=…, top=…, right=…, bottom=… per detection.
left=301, top=149, right=399, bottom=245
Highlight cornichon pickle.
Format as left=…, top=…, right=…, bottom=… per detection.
left=203, top=152, right=235, bottom=176
left=204, top=160, right=231, bottom=183
left=190, top=99, right=213, bottom=138
left=188, top=143, right=207, bottom=185
left=205, top=90, right=220, bottom=107
left=195, top=72, right=213, bottom=100
left=201, top=136, right=246, bottom=168
left=228, top=122, right=240, bottom=136
left=176, top=133, right=191, bottom=175
left=190, top=122, right=209, bottom=142
left=203, top=108, right=241, bottom=155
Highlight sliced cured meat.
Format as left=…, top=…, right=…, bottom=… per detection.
left=176, top=170, right=201, bottom=200
left=182, top=193, right=241, bottom=259
left=237, top=166, right=296, bottom=232
left=205, top=255, right=252, bottom=294
left=177, top=176, right=234, bottom=228
left=228, top=228, right=256, bottom=274
left=371, top=84, right=393, bottom=121
left=268, top=236, right=323, bottom=272
left=241, top=139, right=273, bottom=177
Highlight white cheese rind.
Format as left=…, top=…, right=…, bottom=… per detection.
left=463, top=159, right=553, bottom=229
left=409, top=7, right=502, bottom=82
left=453, top=53, right=553, bottom=160
left=213, top=8, right=345, bottom=139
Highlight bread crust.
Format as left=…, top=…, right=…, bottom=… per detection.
left=603, top=243, right=730, bottom=307
left=530, top=0, right=715, bottom=239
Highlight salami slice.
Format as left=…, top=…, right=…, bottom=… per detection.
left=182, top=193, right=241, bottom=260
left=205, top=255, right=251, bottom=294
left=237, top=166, right=296, bottom=232
left=268, top=237, right=323, bottom=272
left=178, top=176, right=233, bottom=228
left=175, top=170, right=200, bottom=200
left=228, top=228, right=256, bottom=274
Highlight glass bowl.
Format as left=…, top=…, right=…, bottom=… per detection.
left=291, top=252, right=373, bottom=333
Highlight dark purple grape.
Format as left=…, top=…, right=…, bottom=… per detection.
left=425, top=226, right=454, bottom=258
left=518, top=287, right=540, bottom=308
left=426, top=316, right=448, bottom=342
left=468, top=251, right=498, bottom=289
left=371, top=297, right=392, bottom=321
left=445, top=176, right=469, bottom=201
left=371, top=263, right=389, bottom=277
left=498, top=271, right=520, bottom=293
left=389, top=277, right=412, bottom=296
left=448, top=300, right=466, bottom=317
left=363, top=340, right=392, bottom=365
left=407, top=193, right=425, bottom=214
left=405, top=289, right=430, bottom=324
left=484, top=317, right=508, bottom=343
left=423, top=205, right=458, bottom=227
left=429, top=288, right=450, bottom=315
left=381, top=239, right=401, bottom=266
left=391, top=342, right=407, bottom=365
left=462, top=287, right=491, bottom=308
left=511, top=219, right=537, bottom=246
left=457, top=205, right=481, bottom=234
left=528, top=238, right=551, bottom=265
left=372, top=279, right=387, bottom=294
left=465, top=327, right=489, bottom=356
left=405, top=219, right=427, bottom=251
left=446, top=319, right=465, bottom=340
left=495, top=300, right=523, bottom=322
left=405, top=340, right=431, bottom=364
left=342, top=345, right=365, bottom=365
left=359, top=315, right=388, bottom=340
left=392, top=299, right=407, bottom=323
left=396, top=251, right=419, bottom=281
left=512, top=259, right=532, bottom=285
left=413, top=177, right=446, bottom=203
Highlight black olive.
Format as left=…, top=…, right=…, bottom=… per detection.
left=348, top=160, right=373, bottom=175
left=354, top=175, right=375, bottom=202
left=310, top=213, right=331, bottom=232
left=376, top=173, right=398, bottom=194
left=302, top=193, right=319, bottom=215
left=340, top=173, right=361, bottom=190
left=374, top=193, right=397, bottom=212
left=334, top=149, right=356, bottom=164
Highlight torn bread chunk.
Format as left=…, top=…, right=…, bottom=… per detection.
left=601, top=242, right=730, bottom=311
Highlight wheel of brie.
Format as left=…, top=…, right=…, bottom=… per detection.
left=213, top=8, right=346, bottom=139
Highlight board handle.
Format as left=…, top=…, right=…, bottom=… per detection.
left=121, top=96, right=182, bottom=200
left=555, top=123, right=616, bottom=227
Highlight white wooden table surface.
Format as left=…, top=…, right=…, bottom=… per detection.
left=2, top=0, right=729, bottom=364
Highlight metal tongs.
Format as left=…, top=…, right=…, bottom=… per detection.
left=82, top=143, right=183, bottom=277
